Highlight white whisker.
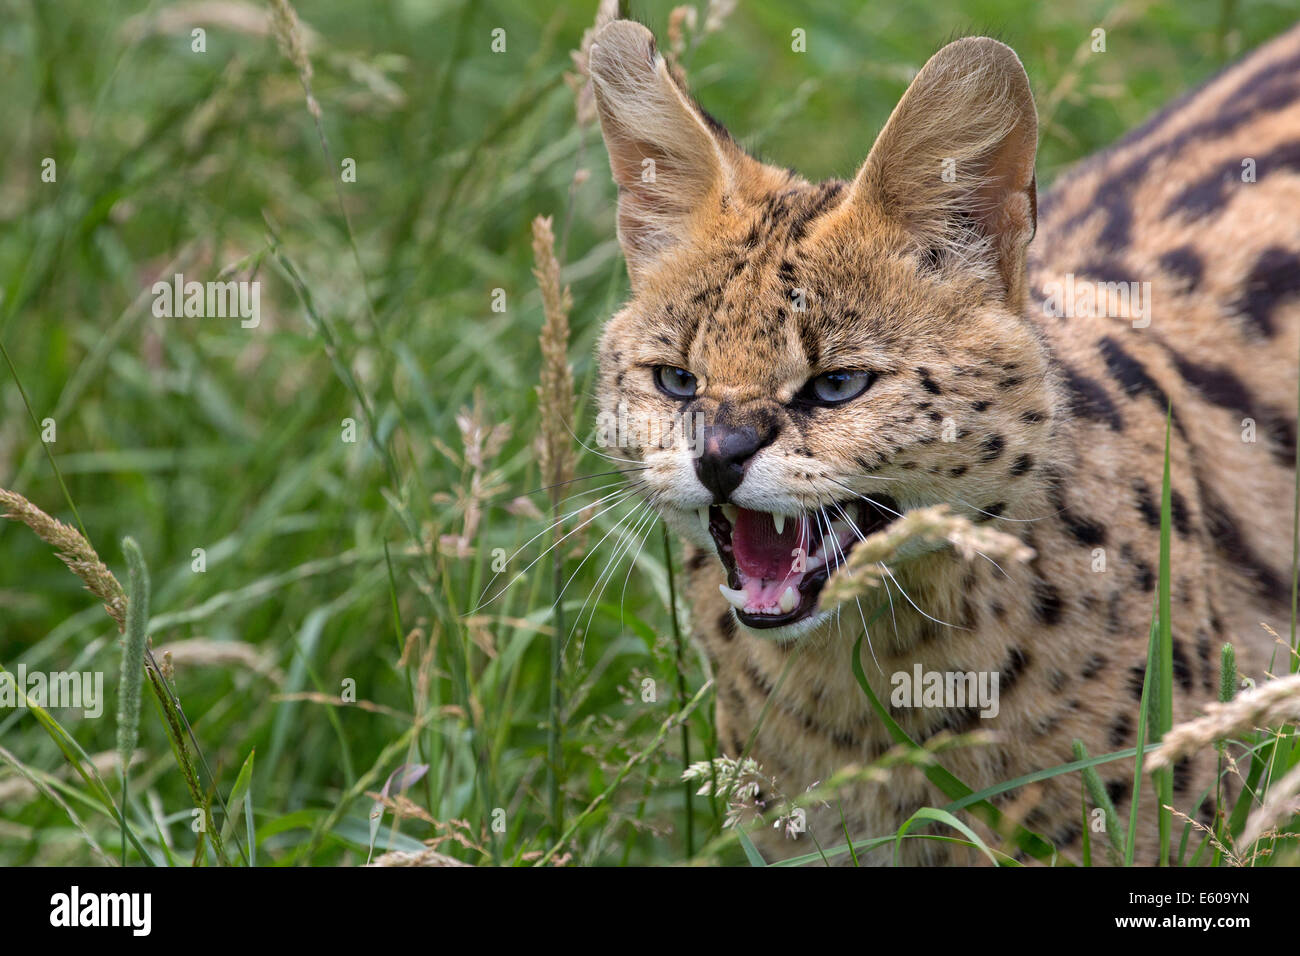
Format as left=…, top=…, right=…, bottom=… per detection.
left=617, top=501, right=663, bottom=632
left=571, top=500, right=659, bottom=655
left=556, top=497, right=650, bottom=610
left=879, top=563, right=964, bottom=630
left=817, top=499, right=883, bottom=671
left=473, top=486, right=638, bottom=612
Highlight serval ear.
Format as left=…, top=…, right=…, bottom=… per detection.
left=589, top=20, right=732, bottom=288
left=851, top=37, right=1038, bottom=303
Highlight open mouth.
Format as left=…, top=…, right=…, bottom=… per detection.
left=701, top=496, right=899, bottom=629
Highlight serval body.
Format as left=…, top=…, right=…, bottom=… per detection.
left=587, top=20, right=1300, bottom=864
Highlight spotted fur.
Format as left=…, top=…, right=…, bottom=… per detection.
left=589, top=21, right=1300, bottom=864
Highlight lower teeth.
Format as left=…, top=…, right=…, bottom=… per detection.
left=718, top=583, right=801, bottom=615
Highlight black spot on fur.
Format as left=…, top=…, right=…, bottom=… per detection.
left=1172, top=639, right=1193, bottom=692
left=1010, top=454, right=1034, bottom=477
left=1098, top=336, right=1169, bottom=411
left=1173, top=756, right=1194, bottom=795
left=1021, top=410, right=1047, bottom=424
left=1170, top=490, right=1191, bottom=537
left=1057, top=363, right=1123, bottom=430
left=916, top=367, right=942, bottom=394
left=1051, top=823, right=1082, bottom=849
left=1197, top=798, right=1217, bottom=829
left=1106, top=592, right=1123, bottom=635
left=1081, top=653, right=1108, bottom=679
left=686, top=551, right=709, bottom=571
left=960, top=597, right=977, bottom=629
left=1233, top=246, right=1300, bottom=338
left=972, top=400, right=991, bottom=412
left=1001, top=648, right=1030, bottom=694
left=797, top=322, right=820, bottom=368
left=1170, top=350, right=1296, bottom=467
left=1158, top=246, right=1204, bottom=291
left=1165, top=139, right=1300, bottom=222
left=717, top=610, right=737, bottom=641
left=949, top=465, right=967, bottom=478
left=1133, top=479, right=1160, bottom=528
left=1197, top=629, right=1214, bottom=692
left=1033, top=580, right=1064, bottom=625
left=1106, top=778, right=1131, bottom=807
left=1200, top=486, right=1287, bottom=604
left=786, top=180, right=846, bottom=245
left=1047, top=478, right=1107, bottom=546
left=979, top=434, right=1005, bottom=462
left=1127, top=664, right=1147, bottom=701
left=1062, top=511, right=1107, bottom=547
left=742, top=661, right=774, bottom=698
left=1109, top=712, right=1132, bottom=748
left=1076, top=258, right=1134, bottom=286
left=926, top=705, right=983, bottom=738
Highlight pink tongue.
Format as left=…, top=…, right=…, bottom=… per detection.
left=732, top=509, right=806, bottom=579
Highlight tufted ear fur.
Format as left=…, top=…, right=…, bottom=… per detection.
left=851, top=37, right=1039, bottom=302
left=589, top=20, right=733, bottom=288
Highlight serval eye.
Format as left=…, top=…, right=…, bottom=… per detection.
left=798, top=370, right=875, bottom=406
left=654, top=365, right=698, bottom=398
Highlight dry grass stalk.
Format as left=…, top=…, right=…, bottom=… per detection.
left=1147, top=673, right=1300, bottom=770
left=1164, top=804, right=1244, bottom=866
left=565, top=0, right=620, bottom=127
left=663, top=0, right=738, bottom=81
left=667, top=6, right=698, bottom=57
left=153, top=638, right=284, bottom=682
left=0, top=488, right=126, bottom=630
left=1238, top=760, right=1300, bottom=850
left=704, top=0, right=739, bottom=34
left=433, top=391, right=510, bottom=558
left=366, top=847, right=470, bottom=867
left=820, top=504, right=1035, bottom=610
left=0, top=750, right=144, bottom=806
left=121, top=1, right=320, bottom=47
left=531, top=215, right=576, bottom=509
left=268, top=0, right=320, bottom=118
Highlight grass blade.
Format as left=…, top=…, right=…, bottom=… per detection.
left=737, top=828, right=767, bottom=867
left=894, top=808, right=1001, bottom=866
left=117, top=537, right=150, bottom=865
left=851, top=632, right=1055, bottom=862
left=1156, top=408, right=1175, bottom=865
